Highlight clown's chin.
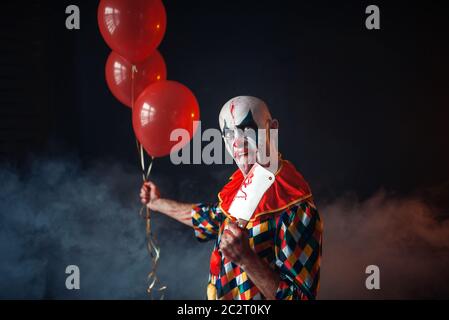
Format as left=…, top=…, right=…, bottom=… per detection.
left=235, top=154, right=256, bottom=176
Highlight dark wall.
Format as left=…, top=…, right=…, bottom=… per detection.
left=0, top=0, right=449, bottom=300
left=1, top=0, right=448, bottom=202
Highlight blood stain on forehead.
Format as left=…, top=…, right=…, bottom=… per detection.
left=230, top=100, right=236, bottom=124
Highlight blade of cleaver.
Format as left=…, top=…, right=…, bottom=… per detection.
left=228, top=162, right=275, bottom=228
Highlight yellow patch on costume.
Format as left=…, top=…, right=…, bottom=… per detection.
left=207, top=283, right=217, bottom=300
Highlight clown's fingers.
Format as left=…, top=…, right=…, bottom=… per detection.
left=147, top=180, right=161, bottom=199
left=219, top=239, right=228, bottom=252
left=222, top=228, right=235, bottom=238
left=226, top=222, right=243, bottom=238
left=220, top=247, right=232, bottom=259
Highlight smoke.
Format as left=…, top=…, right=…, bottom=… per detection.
left=319, top=192, right=449, bottom=299
left=0, top=157, right=448, bottom=299
left=0, top=157, right=213, bottom=299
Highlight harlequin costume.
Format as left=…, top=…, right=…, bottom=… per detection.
left=192, top=158, right=322, bottom=300
left=192, top=96, right=323, bottom=300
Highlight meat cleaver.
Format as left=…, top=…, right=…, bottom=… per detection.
left=228, top=162, right=276, bottom=228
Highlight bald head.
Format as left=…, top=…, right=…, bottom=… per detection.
left=219, top=96, right=279, bottom=175
left=219, top=96, right=272, bottom=133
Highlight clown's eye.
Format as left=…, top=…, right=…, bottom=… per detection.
left=223, top=129, right=235, bottom=140
left=242, top=126, right=257, bottom=137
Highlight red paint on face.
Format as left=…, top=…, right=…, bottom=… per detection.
left=230, top=101, right=236, bottom=125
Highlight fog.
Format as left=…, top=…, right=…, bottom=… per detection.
left=0, top=157, right=448, bottom=299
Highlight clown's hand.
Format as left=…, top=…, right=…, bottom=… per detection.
left=219, top=222, right=254, bottom=266
left=140, top=180, right=161, bottom=211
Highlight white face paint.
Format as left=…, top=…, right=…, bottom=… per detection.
left=219, top=96, right=277, bottom=175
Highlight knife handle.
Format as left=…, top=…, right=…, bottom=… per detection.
left=237, top=218, right=248, bottom=229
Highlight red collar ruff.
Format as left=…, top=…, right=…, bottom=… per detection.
left=218, top=159, right=312, bottom=223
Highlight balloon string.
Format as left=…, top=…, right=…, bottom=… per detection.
left=132, top=64, right=166, bottom=299
left=140, top=156, right=165, bottom=297
left=131, top=64, right=137, bottom=110
left=141, top=155, right=166, bottom=299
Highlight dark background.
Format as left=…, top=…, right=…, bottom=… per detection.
left=2, top=0, right=449, bottom=202
left=0, top=0, right=448, bottom=299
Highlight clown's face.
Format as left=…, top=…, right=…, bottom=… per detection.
left=219, top=96, right=275, bottom=175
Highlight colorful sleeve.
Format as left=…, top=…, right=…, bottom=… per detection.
left=191, top=203, right=223, bottom=242
left=274, top=199, right=323, bottom=300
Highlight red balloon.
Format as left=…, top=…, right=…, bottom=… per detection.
left=98, top=0, right=167, bottom=64
left=105, top=51, right=167, bottom=108
left=133, top=81, right=200, bottom=158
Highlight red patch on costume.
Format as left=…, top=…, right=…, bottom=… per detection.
left=210, top=249, right=221, bottom=276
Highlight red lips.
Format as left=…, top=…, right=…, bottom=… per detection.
left=234, top=148, right=249, bottom=158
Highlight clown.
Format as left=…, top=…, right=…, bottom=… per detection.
left=140, top=96, right=322, bottom=300
left=219, top=96, right=279, bottom=175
